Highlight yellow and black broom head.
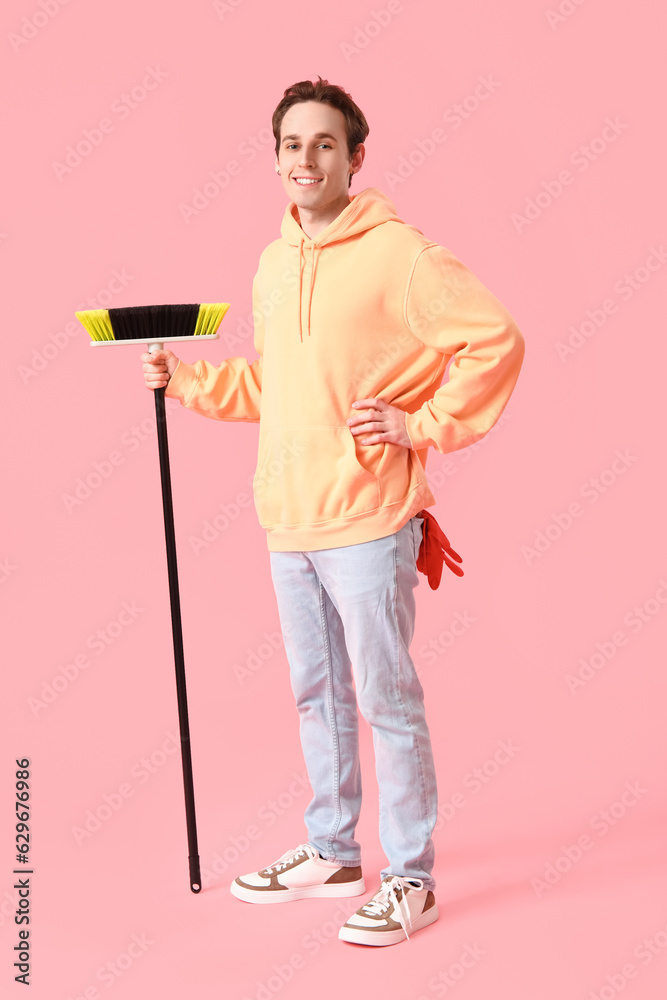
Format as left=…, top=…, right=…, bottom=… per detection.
left=75, top=302, right=230, bottom=346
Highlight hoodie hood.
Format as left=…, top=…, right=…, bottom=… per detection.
left=280, top=187, right=403, bottom=341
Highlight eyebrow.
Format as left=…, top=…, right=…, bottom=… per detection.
left=281, top=132, right=339, bottom=143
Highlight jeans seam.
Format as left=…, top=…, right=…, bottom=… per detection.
left=318, top=579, right=342, bottom=858
left=391, top=528, right=431, bottom=873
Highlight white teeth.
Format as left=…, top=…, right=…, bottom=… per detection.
left=295, top=178, right=321, bottom=185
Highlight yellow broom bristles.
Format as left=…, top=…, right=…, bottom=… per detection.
left=76, top=309, right=115, bottom=342
left=195, top=303, right=230, bottom=336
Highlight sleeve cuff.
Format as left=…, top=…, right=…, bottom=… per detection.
left=164, top=358, right=200, bottom=406
left=405, top=411, right=427, bottom=452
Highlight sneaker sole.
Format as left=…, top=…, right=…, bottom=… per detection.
left=338, top=903, right=439, bottom=946
left=230, top=877, right=367, bottom=904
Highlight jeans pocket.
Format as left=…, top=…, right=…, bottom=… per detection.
left=411, top=515, right=424, bottom=563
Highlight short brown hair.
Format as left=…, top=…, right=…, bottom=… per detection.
left=272, top=77, right=369, bottom=188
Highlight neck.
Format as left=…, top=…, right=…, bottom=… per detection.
left=296, top=193, right=351, bottom=239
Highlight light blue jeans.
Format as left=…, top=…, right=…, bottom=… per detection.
left=268, top=514, right=437, bottom=891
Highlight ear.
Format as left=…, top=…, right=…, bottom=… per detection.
left=350, top=143, right=366, bottom=175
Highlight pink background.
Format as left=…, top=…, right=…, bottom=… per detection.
left=3, top=1, right=667, bottom=997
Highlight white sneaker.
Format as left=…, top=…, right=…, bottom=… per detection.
left=230, top=843, right=366, bottom=904
left=338, top=874, right=438, bottom=946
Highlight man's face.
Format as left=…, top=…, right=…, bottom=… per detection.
left=276, top=100, right=363, bottom=214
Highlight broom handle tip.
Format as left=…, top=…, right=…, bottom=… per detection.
left=189, top=857, right=202, bottom=893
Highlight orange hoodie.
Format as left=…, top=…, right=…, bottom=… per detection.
left=165, top=187, right=525, bottom=551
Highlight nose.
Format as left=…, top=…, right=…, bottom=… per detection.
left=298, top=147, right=316, bottom=167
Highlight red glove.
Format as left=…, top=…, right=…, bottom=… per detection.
left=415, top=509, right=464, bottom=589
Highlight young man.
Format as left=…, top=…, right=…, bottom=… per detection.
left=142, top=78, right=525, bottom=946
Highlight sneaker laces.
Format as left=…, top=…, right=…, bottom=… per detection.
left=360, top=875, right=425, bottom=940
left=262, top=843, right=320, bottom=875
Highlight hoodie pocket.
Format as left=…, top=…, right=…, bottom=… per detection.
left=252, top=424, right=381, bottom=528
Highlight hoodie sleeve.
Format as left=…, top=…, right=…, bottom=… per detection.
left=164, top=279, right=264, bottom=422
left=403, top=245, right=525, bottom=454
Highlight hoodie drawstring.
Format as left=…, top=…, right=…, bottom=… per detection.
left=298, top=239, right=318, bottom=341
left=283, top=189, right=403, bottom=343
left=298, top=239, right=304, bottom=342
left=307, top=244, right=317, bottom=338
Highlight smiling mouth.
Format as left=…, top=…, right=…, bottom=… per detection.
left=293, top=177, right=323, bottom=186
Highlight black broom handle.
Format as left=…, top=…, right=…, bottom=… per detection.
left=153, top=384, right=202, bottom=893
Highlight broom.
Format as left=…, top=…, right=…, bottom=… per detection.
left=76, top=302, right=230, bottom=893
